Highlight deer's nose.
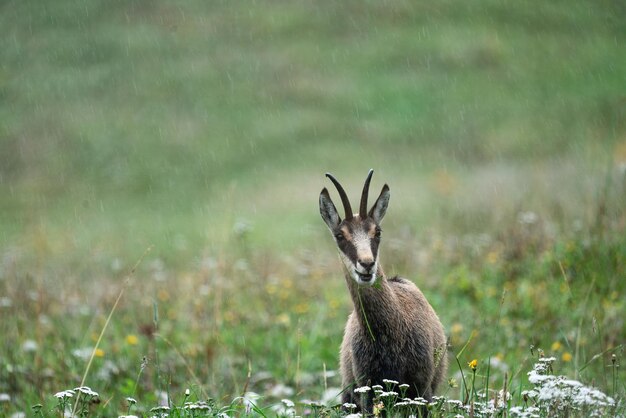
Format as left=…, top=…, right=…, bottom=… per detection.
left=358, top=259, right=375, bottom=272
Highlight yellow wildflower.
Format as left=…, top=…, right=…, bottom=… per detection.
left=157, top=289, right=170, bottom=302
left=468, top=359, right=478, bottom=370
left=126, top=335, right=139, bottom=346
left=276, top=313, right=290, bottom=326
left=329, top=298, right=340, bottom=310
left=451, top=323, right=464, bottom=334
left=562, top=352, right=573, bottom=362
left=373, top=401, right=384, bottom=417
left=265, top=283, right=277, bottom=295
left=94, top=348, right=105, bottom=358
left=551, top=341, right=562, bottom=351
left=486, top=251, right=499, bottom=264
left=293, top=303, right=309, bottom=314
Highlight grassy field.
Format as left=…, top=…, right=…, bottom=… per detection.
left=1, top=0, right=626, bottom=416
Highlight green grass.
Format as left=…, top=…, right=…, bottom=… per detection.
left=1, top=0, right=626, bottom=416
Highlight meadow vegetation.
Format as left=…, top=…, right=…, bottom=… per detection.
left=1, top=0, right=625, bottom=416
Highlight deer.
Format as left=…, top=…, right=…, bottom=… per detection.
left=319, top=169, right=448, bottom=413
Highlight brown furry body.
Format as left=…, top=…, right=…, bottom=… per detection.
left=318, top=170, right=448, bottom=413
left=340, top=271, right=448, bottom=411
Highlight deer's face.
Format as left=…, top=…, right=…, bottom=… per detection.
left=319, top=170, right=390, bottom=286
left=333, top=217, right=382, bottom=285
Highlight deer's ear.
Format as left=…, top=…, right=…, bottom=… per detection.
left=369, top=184, right=390, bottom=223
left=320, top=188, right=341, bottom=229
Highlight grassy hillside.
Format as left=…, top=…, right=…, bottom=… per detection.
left=1, top=0, right=625, bottom=416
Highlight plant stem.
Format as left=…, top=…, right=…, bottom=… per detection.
left=357, top=287, right=376, bottom=342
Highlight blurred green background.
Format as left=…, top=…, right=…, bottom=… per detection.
left=1, top=0, right=625, bottom=414
left=2, top=0, right=625, bottom=259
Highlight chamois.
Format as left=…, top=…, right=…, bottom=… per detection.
left=319, top=169, right=448, bottom=412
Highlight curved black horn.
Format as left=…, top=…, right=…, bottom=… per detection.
left=325, top=173, right=353, bottom=220
left=360, top=169, right=374, bottom=218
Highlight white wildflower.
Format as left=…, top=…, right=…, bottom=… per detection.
left=518, top=211, right=539, bottom=225
left=271, top=398, right=295, bottom=416
left=342, top=402, right=357, bottom=410
left=281, top=399, right=295, bottom=408
left=54, top=390, right=75, bottom=399
left=430, top=395, right=446, bottom=407
left=74, top=386, right=99, bottom=397
left=233, top=220, right=252, bottom=238
left=489, top=356, right=510, bottom=372
left=509, top=406, right=540, bottom=418
left=155, top=390, right=168, bottom=407
left=354, top=386, right=371, bottom=393
left=184, top=401, right=210, bottom=411
left=22, top=340, right=38, bottom=353
left=150, top=405, right=170, bottom=412
left=382, top=379, right=399, bottom=385
left=447, top=399, right=463, bottom=408
left=526, top=358, right=616, bottom=415
left=321, top=387, right=342, bottom=405
left=473, top=400, right=497, bottom=416
left=242, top=392, right=260, bottom=414
left=72, top=347, right=93, bottom=361
left=522, top=389, right=538, bottom=399
left=96, top=360, right=119, bottom=381
left=125, top=397, right=137, bottom=405
left=493, top=389, right=511, bottom=408
left=269, top=383, right=294, bottom=398
left=0, top=393, right=10, bottom=402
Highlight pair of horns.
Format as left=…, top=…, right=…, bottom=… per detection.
left=326, top=169, right=374, bottom=220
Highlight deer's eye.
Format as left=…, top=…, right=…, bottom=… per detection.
left=335, top=233, right=345, bottom=242
left=374, top=227, right=382, bottom=238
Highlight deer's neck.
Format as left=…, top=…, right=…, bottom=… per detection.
left=344, top=265, right=401, bottom=335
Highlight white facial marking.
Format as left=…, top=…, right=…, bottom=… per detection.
left=339, top=225, right=378, bottom=286
left=353, top=229, right=373, bottom=267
